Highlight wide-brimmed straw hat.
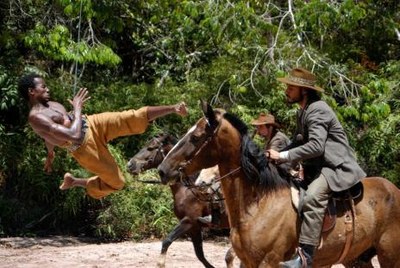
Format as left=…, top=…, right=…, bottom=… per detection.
left=251, top=113, right=280, bottom=128
left=277, top=68, right=324, bottom=92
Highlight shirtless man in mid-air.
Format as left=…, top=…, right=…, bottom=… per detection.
left=18, top=73, right=188, bottom=199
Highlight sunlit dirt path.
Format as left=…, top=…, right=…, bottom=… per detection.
left=0, top=236, right=379, bottom=268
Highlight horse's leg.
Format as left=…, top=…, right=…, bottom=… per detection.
left=376, top=238, right=400, bottom=267
left=157, top=217, right=193, bottom=268
left=376, top=223, right=400, bottom=266
left=225, top=246, right=236, bottom=268
left=190, top=226, right=215, bottom=268
left=341, top=248, right=376, bottom=268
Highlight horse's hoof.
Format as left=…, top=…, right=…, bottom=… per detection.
left=157, top=258, right=166, bottom=268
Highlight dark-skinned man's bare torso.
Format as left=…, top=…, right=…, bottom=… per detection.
left=27, top=76, right=88, bottom=153
left=29, top=101, right=74, bottom=147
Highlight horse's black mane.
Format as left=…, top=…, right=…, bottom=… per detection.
left=222, top=112, right=288, bottom=190
left=223, top=113, right=248, bottom=136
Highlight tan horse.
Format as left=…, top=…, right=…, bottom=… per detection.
left=158, top=101, right=400, bottom=267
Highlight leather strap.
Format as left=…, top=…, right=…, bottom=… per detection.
left=336, top=198, right=355, bottom=264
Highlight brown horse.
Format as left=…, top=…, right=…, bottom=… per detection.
left=126, top=133, right=231, bottom=268
left=158, top=101, right=400, bottom=268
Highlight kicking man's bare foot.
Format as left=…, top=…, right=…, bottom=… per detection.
left=60, top=173, right=87, bottom=190
left=60, top=172, right=75, bottom=190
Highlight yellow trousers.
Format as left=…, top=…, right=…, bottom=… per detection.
left=71, top=107, right=149, bottom=199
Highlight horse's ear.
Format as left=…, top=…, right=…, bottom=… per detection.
left=200, top=99, right=209, bottom=114
left=200, top=99, right=218, bottom=129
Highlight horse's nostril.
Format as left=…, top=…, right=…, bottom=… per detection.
left=159, top=169, right=170, bottom=185
left=158, top=169, right=165, bottom=179
left=127, top=161, right=134, bottom=170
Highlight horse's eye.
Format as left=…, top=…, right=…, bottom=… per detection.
left=147, top=146, right=156, bottom=151
left=190, top=135, right=201, bottom=143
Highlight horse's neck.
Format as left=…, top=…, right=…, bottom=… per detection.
left=169, top=183, right=184, bottom=195
left=219, top=164, right=294, bottom=229
left=219, top=166, right=257, bottom=227
left=216, top=126, right=249, bottom=227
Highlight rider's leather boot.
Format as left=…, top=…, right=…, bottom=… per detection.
left=279, top=243, right=314, bottom=268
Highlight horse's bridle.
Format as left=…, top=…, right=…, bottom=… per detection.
left=149, top=137, right=168, bottom=166
left=178, top=119, right=219, bottom=178
left=178, top=117, right=241, bottom=184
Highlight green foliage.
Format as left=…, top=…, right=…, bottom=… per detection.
left=92, top=144, right=177, bottom=239
left=356, top=113, right=400, bottom=184
left=95, top=174, right=177, bottom=240
left=0, top=124, right=85, bottom=234
left=95, top=145, right=177, bottom=240
left=295, top=0, right=400, bottom=63
left=23, top=23, right=121, bottom=66
left=0, top=67, right=18, bottom=111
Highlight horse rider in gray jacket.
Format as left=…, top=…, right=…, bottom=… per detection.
left=268, top=67, right=366, bottom=268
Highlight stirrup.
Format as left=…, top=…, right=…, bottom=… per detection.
left=297, top=247, right=308, bottom=267
left=279, top=247, right=312, bottom=268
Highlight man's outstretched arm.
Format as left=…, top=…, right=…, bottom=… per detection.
left=146, top=102, right=188, bottom=121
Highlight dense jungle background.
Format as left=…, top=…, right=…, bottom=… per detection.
left=0, top=0, right=399, bottom=240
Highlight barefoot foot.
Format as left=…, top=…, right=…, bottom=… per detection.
left=60, top=172, right=75, bottom=190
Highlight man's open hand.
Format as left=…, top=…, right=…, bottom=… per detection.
left=68, top=88, right=91, bottom=112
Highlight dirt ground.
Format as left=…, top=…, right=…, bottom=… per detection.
left=0, top=236, right=379, bottom=268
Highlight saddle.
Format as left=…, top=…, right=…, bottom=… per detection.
left=322, top=182, right=363, bottom=232
left=290, top=181, right=362, bottom=231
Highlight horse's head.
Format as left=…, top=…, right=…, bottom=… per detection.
left=158, top=101, right=223, bottom=185
left=127, top=133, right=177, bottom=175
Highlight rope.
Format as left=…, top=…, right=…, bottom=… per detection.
left=73, top=0, right=84, bottom=95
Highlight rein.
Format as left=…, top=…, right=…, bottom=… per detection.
left=184, top=167, right=242, bottom=203
left=137, top=178, right=162, bottom=184
left=213, top=167, right=242, bottom=183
